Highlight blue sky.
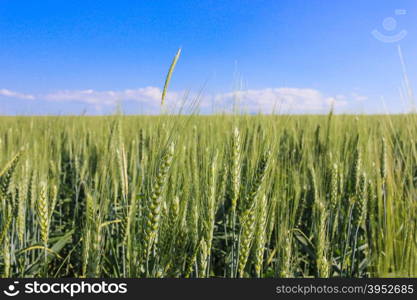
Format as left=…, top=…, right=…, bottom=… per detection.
left=0, top=0, right=416, bottom=115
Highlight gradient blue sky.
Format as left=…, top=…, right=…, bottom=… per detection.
left=0, top=0, right=416, bottom=115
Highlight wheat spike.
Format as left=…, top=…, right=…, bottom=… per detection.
left=36, top=184, right=49, bottom=246
left=142, top=142, right=175, bottom=261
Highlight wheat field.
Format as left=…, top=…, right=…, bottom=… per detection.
left=0, top=113, right=416, bottom=278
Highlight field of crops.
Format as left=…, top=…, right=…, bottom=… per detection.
left=0, top=114, right=416, bottom=278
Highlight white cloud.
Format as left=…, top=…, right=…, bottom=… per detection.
left=213, top=88, right=347, bottom=113
left=0, top=86, right=364, bottom=114
left=44, top=87, right=180, bottom=106
left=0, top=89, right=35, bottom=100
left=43, top=87, right=350, bottom=113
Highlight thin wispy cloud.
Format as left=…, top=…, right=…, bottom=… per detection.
left=0, top=89, right=35, bottom=100
left=335, top=93, right=368, bottom=103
